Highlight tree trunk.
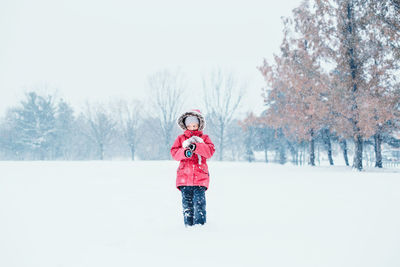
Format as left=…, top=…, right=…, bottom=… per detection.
left=264, top=148, right=268, bottom=163
left=340, top=139, right=350, bottom=166
left=324, top=129, right=334, bottom=165
left=309, top=129, right=315, bottom=166
left=287, top=142, right=298, bottom=165
left=164, top=129, right=171, bottom=160
left=343, top=1, right=363, bottom=171
left=130, top=145, right=135, bottom=161
left=293, top=147, right=299, bottom=165
left=327, top=142, right=333, bottom=165
left=374, top=133, right=383, bottom=168
left=352, top=135, right=363, bottom=171
left=279, top=145, right=286, bottom=164
left=277, top=129, right=286, bottom=164
left=99, top=143, right=104, bottom=160
left=219, top=125, right=224, bottom=161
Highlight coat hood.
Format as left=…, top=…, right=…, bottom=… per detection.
left=177, top=109, right=206, bottom=131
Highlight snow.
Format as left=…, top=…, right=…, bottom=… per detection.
left=0, top=161, right=399, bottom=267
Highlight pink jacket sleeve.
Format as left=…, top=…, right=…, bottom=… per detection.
left=194, top=135, right=215, bottom=159
left=170, top=136, right=187, bottom=161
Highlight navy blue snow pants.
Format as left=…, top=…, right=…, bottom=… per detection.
left=178, top=186, right=207, bottom=226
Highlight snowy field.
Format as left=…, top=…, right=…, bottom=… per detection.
left=1, top=161, right=399, bottom=267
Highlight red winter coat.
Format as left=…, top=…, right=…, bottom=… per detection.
left=170, top=130, right=215, bottom=190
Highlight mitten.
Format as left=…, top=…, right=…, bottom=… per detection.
left=191, top=136, right=204, bottom=143
left=182, top=137, right=194, bottom=148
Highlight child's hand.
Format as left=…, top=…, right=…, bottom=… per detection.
left=182, top=136, right=204, bottom=148
left=182, top=138, right=192, bottom=148
left=191, top=136, right=204, bottom=143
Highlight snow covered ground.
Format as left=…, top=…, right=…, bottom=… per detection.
left=0, top=161, right=399, bottom=267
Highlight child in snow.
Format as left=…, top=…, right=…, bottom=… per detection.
left=170, top=109, right=215, bottom=227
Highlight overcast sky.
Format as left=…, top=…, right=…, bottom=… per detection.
left=0, top=0, right=302, bottom=118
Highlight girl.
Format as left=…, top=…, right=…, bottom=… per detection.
left=170, top=109, right=215, bottom=227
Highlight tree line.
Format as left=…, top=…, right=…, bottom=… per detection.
left=0, top=70, right=251, bottom=161
left=0, top=85, right=398, bottom=166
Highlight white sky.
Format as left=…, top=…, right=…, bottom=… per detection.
left=0, top=0, right=302, bottom=118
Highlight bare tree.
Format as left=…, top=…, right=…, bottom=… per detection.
left=202, top=69, right=245, bottom=161
left=112, top=99, right=142, bottom=160
left=148, top=69, right=185, bottom=159
left=82, top=102, right=116, bottom=160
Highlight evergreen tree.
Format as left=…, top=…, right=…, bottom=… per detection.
left=11, top=92, right=57, bottom=160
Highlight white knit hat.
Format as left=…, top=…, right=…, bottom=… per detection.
left=184, top=116, right=199, bottom=126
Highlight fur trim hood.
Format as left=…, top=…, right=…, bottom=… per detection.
left=177, top=109, right=206, bottom=131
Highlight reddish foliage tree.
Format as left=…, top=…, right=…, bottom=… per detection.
left=259, top=2, right=330, bottom=166
left=259, top=0, right=400, bottom=170
left=315, top=0, right=400, bottom=169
